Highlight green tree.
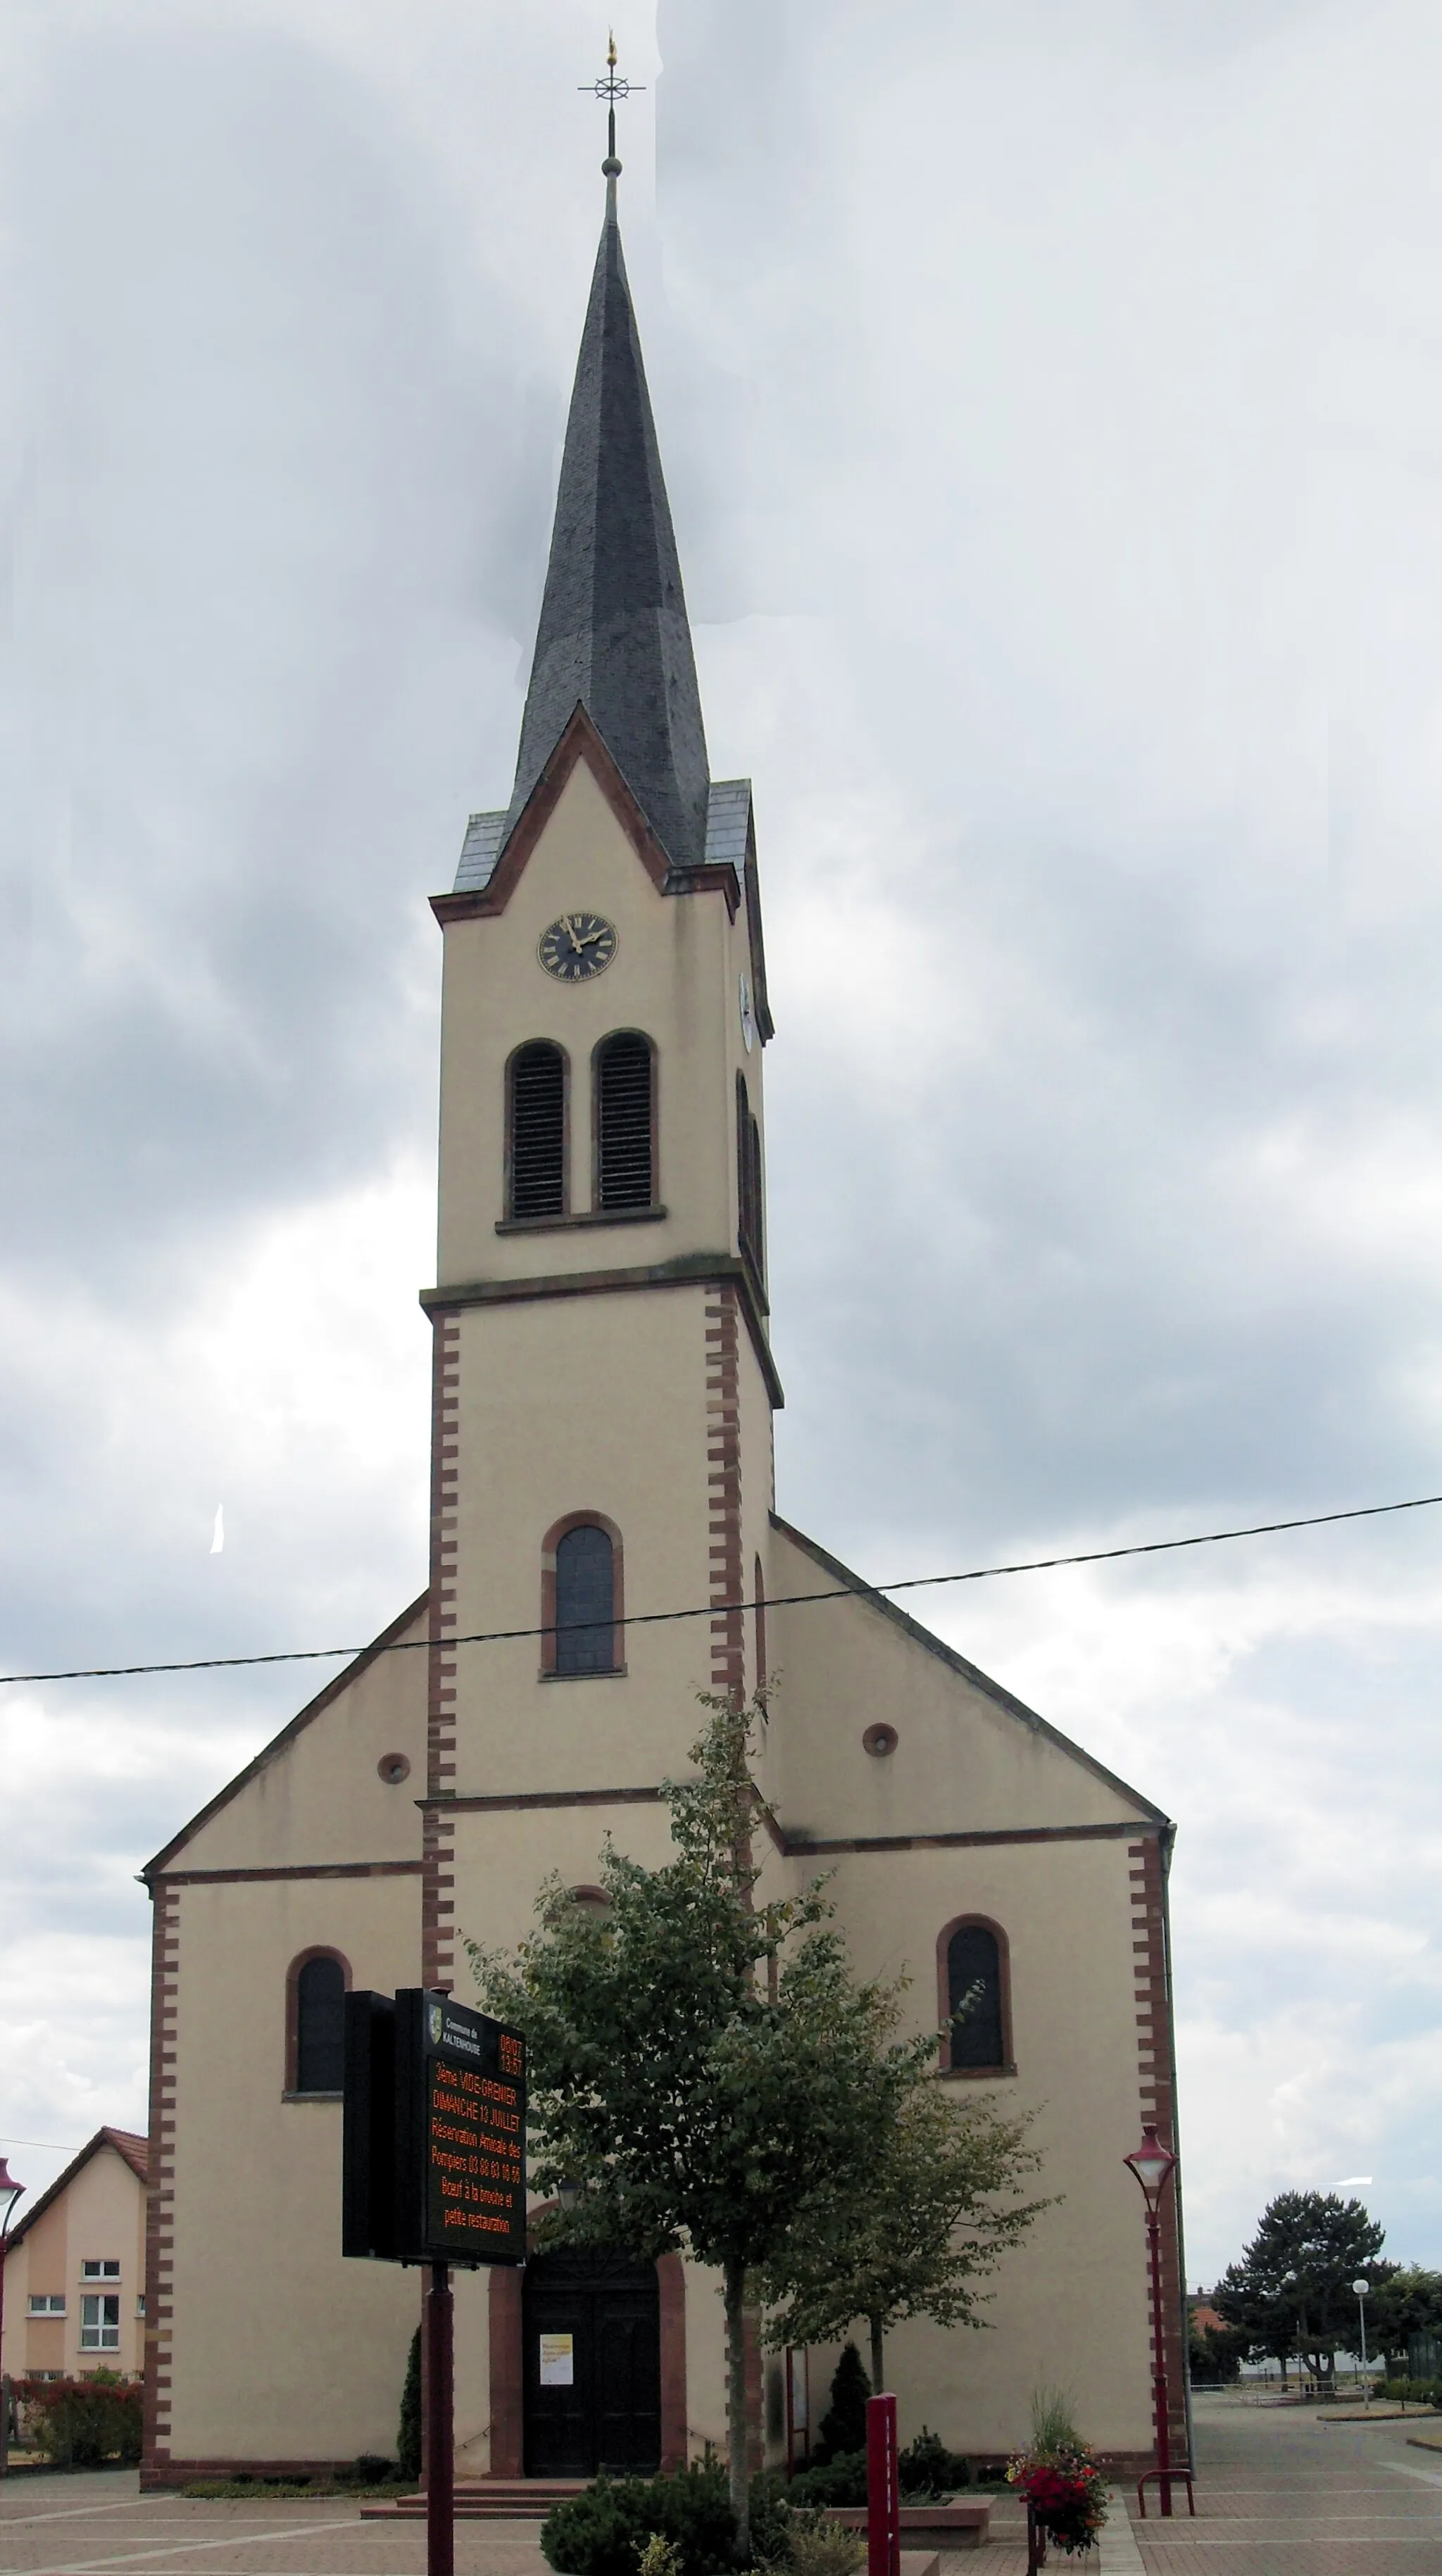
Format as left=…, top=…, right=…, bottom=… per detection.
left=468, top=1695, right=931, bottom=2561
left=1187, top=2311, right=1246, bottom=2386
left=1212, top=2193, right=1389, bottom=2380
left=759, top=2073, right=1047, bottom=2394
left=1365, top=2266, right=1442, bottom=2373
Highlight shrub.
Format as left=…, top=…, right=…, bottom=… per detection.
left=1379, top=2378, right=1442, bottom=2408
left=22, top=2378, right=142, bottom=2468
left=897, top=2428, right=970, bottom=2495
left=782, top=2518, right=865, bottom=2576
left=813, top=2347, right=870, bottom=2466
left=636, top=2538, right=684, bottom=2576
left=541, top=2461, right=737, bottom=2576
left=746, top=2469, right=796, bottom=2568
left=786, top=2454, right=867, bottom=2508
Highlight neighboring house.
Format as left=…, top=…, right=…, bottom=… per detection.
left=1, top=2130, right=149, bottom=2382
left=139, top=166, right=1185, bottom=2491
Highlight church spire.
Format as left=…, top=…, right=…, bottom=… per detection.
left=505, top=52, right=710, bottom=873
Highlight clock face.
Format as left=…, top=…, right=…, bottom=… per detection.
left=538, top=912, right=618, bottom=983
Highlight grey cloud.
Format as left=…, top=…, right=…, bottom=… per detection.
left=4, top=0, right=1442, bottom=2282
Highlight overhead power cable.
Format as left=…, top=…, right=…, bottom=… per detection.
left=2, top=1485, right=1441, bottom=1689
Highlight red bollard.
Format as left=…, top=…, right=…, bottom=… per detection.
left=866, top=2394, right=899, bottom=2576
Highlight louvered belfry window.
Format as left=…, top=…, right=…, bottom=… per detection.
left=596, top=1033, right=653, bottom=1209
left=736, top=1073, right=764, bottom=1279
left=555, top=1524, right=616, bottom=1674
left=510, top=1041, right=566, bottom=1219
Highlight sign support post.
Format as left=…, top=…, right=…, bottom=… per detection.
left=342, top=1986, right=527, bottom=2560
left=866, top=2393, right=899, bottom=2576
left=425, top=2258, right=454, bottom=2576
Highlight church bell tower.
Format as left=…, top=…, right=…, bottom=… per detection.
left=419, top=156, right=778, bottom=1990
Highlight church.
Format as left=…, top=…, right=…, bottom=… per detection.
left=139, top=145, right=1184, bottom=2494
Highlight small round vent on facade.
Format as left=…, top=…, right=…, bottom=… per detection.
left=863, top=1723, right=898, bottom=1758
left=377, top=1752, right=411, bottom=1785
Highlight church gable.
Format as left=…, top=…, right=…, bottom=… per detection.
left=144, top=1593, right=429, bottom=1880
left=765, top=1516, right=1165, bottom=1843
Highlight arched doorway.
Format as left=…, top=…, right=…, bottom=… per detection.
left=522, top=2247, right=661, bottom=2477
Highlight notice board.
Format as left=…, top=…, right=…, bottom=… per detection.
left=344, top=1987, right=527, bottom=2268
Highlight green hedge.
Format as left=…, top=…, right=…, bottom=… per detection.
left=1379, top=2378, right=1442, bottom=2408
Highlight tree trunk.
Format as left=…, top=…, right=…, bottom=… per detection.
left=725, top=2255, right=749, bottom=2563
left=870, top=2314, right=885, bottom=2398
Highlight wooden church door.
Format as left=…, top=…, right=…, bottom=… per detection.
left=522, top=2247, right=661, bottom=2477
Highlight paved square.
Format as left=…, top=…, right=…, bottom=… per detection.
left=5, top=2399, right=1441, bottom=2576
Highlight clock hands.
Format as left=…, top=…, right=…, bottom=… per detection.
left=539, top=914, right=615, bottom=978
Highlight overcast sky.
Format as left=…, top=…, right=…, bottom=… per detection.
left=2, top=0, right=1441, bottom=2297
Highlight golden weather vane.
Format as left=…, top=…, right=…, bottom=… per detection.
left=579, top=31, right=644, bottom=177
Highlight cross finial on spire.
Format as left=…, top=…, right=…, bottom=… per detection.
left=579, top=31, right=644, bottom=180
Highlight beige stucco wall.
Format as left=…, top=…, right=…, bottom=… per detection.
left=809, top=1836, right=1154, bottom=2454
left=164, top=1872, right=422, bottom=2461
left=1, top=2143, right=147, bottom=2382
left=173, top=1602, right=428, bottom=1876
left=436, top=758, right=765, bottom=1293
left=445, top=1283, right=770, bottom=1787
left=763, top=1521, right=1153, bottom=1838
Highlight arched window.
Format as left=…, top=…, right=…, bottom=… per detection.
left=939, top=1918, right=1012, bottom=2074
left=736, top=1074, right=763, bottom=1280
left=508, top=1041, right=567, bottom=1219
left=543, top=1516, right=622, bottom=1676
left=596, top=1033, right=654, bottom=1210
left=287, top=1949, right=349, bottom=2095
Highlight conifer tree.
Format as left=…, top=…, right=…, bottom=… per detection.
left=814, top=2342, right=870, bottom=2463
left=397, top=2326, right=421, bottom=2482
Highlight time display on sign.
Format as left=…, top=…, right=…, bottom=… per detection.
left=420, top=1995, right=527, bottom=2263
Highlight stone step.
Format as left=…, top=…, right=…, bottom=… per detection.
left=361, top=2482, right=588, bottom=2522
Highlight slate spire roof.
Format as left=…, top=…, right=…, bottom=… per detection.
left=506, top=177, right=710, bottom=872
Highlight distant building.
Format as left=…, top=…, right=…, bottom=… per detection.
left=1, top=2130, right=149, bottom=2382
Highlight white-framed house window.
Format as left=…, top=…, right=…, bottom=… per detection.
left=27, top=2293, right=65, bottom=2315
left=135, top=2294, right=146, bottom=2319
left=80, top=2294, right=121, bottom=2350
left=80, top=2259, right=121, bottom=2280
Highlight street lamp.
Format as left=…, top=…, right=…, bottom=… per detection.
left=1124, top=2123, right=1193, bottom=2521
left=1353, top=2279, right=1371, bottom=2407
left=0, top=2156, right=27, bottom=2481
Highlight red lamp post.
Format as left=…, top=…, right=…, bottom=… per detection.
left=0, top=2156, right=27, bottom=2480
left=1123, top=2123, right=1193, bottom=2522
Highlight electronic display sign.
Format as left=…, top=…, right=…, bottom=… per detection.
left=343, top=1988, right=527, bottom=2268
